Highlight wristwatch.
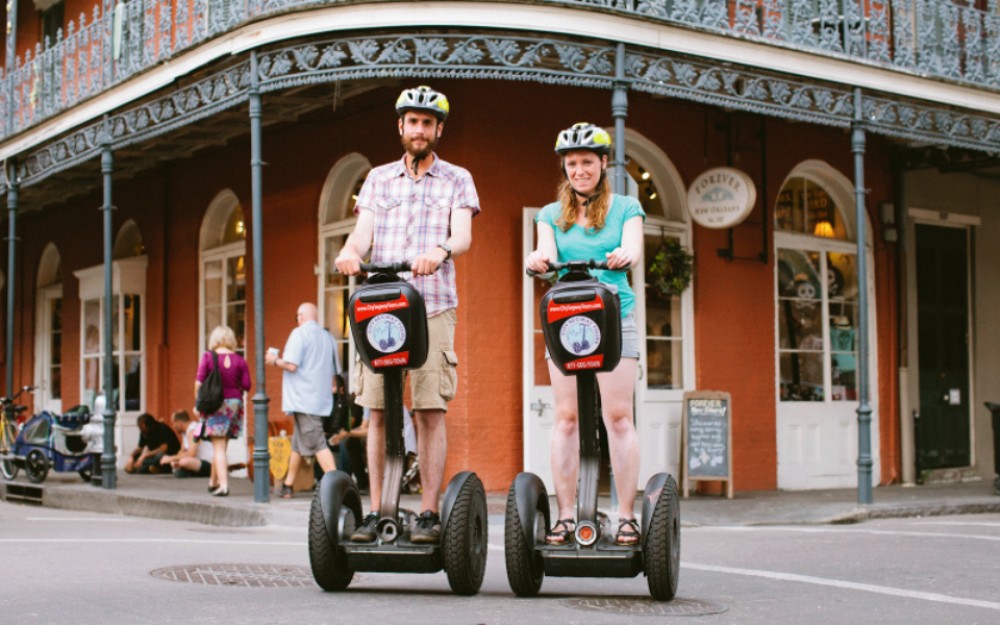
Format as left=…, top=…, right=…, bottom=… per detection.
left=437, top=243, right=452, bottom=260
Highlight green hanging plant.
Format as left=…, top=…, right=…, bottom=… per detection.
left=647, top=238, right=693, bottom=298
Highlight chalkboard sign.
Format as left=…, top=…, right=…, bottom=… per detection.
left=682, top=391, right=733, bottom=498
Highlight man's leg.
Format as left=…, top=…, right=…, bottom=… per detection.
left=284, top=451, right=302, bottom=488
left=315, top=447, right=336, bottom=473
left=414, top=409, right=446, bottom=513
left=366, top=409, right=385, bottom=512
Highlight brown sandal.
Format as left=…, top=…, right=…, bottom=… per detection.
left=545, top=518, right=576, bottom=545
left=615, top=518, right=640, bottom=546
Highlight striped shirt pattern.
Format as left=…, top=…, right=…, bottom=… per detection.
left=356, top=154, right=480, bottom=316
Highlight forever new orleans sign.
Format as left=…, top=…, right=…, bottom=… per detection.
left=686, top=167, right=756, bottom=229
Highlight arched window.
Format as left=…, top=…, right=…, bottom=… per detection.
left=113, top=219, right=144, bottom=259
left=318, top=153, right=371, bottom=381
left=35, top=244, right=62, bottom=412
left=774, top=162, right=862, bottom=403
left=200, top=190, right=247, bottom=353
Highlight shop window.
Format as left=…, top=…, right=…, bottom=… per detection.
left=200, top=191, right=247, bottom=353
left=775, top=169, right=859, bottom=402
left=319, top=154, right=371, bottom=379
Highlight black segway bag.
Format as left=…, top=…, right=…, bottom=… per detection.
left=540, top=277, right=622, bottom=375
left=349, top=278, right=428, bottom=372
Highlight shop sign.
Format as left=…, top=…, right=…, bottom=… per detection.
left=686, top=167, right=757, bottom=229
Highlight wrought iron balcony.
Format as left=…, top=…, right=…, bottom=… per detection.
left=0, top=0, right=998, bottom=143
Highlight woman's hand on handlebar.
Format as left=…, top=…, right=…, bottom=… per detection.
left=525, top=250, right=551, bottom=275
left=604, top=246, right=633, bottom=270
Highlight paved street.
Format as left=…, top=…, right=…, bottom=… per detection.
left=1, top=501, right=998, bottom=625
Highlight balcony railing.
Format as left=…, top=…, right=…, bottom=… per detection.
left=1, top=0, right=998, bottom=142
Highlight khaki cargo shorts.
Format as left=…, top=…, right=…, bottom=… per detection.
left=354, top=309, right=457, bottom=412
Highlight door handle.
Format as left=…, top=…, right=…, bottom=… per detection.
left=530, top=399, right=550, bottom=417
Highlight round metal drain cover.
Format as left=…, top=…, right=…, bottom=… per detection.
left=151, top=564, right=318, bottom=588
left=562, top=597, right=727, bottom=617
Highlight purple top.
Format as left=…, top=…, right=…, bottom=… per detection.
left=196, top=350, right=251, bottom=399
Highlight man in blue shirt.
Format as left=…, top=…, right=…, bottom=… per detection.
left=266, top=302, right=337, bottom=498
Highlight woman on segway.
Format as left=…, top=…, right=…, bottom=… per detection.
left=524, top=122, right=645, bottom=547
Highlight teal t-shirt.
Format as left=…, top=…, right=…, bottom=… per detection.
left=536, top=194, right=646, bottom=316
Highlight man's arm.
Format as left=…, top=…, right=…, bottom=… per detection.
left=412, top=207, right=473, bottom=275
left=334, top=210, right=376, bottom=276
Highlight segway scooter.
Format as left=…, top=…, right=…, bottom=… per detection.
left=505, top=259, right=680, bottom=600
left=308, top=261, right=488, bottom=595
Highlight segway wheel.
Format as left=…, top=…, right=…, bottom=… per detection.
left=24, top=449, right=49, bottom=484
left=0, top=455, right=17, bottom=480
left=644, top=475, right=680, bottom=601
left=504, top=477, right=547, bottom=597
left=442, top=473, right=488, bottom=596
left=308, top=475, right=358, bottom=591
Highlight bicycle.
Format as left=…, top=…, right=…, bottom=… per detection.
left=1, top=385, right=34, bottom=480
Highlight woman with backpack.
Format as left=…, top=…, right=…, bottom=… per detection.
left=195, top=325, right=251, bottom=497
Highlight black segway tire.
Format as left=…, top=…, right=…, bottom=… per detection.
left=24, top=449, right=49, bottom=484
left=504, top=477, right=547, bottom=597
left=442, top=473, right=488, bottom=595
left=308, top=476, right=358, bottom=591
left=644, top=475, right=680, bottom=601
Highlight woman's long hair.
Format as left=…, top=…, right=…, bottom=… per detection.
left=554, top=170, right=612, bottom=233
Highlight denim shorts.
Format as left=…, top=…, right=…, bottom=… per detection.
left=546, top=312, right=640, bottom=360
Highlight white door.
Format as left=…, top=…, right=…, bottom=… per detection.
left=34, top=285, right=63, bottom=414
left=522, top=208, right=557, bottom=490
left=775, top=241, right=880, bottom=489
left=633, top=221, right=694, bottom=485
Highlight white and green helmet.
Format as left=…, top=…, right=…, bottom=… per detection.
left=395, top=85, right=450, bottom=121
left=554, top=122, right=612, bottom=155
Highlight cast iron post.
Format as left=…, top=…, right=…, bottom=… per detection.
left=5, top=159, right=17, bottom=397
left=852, top=88, right=873, bottom=505
left=249, top=51, right=271, bottom=503
left=100, top=118, right=117, bottom=489
left=612, top=42, right=627, bottom=196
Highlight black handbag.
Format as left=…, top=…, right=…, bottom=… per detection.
left=195, top=351, right=224, bottom=415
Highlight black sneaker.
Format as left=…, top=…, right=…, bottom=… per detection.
left=351, top=512, right=379, bottom=543
left=410, top=510, right=441, bottom=544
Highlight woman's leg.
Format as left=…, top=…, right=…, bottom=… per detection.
left=548, top=360, right=580, bottom=521
left=597, top=358, right=640, bottom=520
left=211, top=437, right=229, bottom=489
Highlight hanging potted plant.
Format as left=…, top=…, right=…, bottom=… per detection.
left=647, top=237, right=693, bottom=298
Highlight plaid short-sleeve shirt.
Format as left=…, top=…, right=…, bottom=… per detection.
left=355, top=154, right=480, bottom=317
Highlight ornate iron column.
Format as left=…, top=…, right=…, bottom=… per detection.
left=5, top=159, right=17, bottom=397
left=100, top=118, right=117, bottom=489
left=852, top=88, right=873, bottom=505
left=249, top=51, right=271, bottom=503
left=611, top=42, right=627, bottom=196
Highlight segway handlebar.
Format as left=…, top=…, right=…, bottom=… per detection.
left=526, top=259, right=625, bottom=277
left=360, top=261, right=413, bottom=274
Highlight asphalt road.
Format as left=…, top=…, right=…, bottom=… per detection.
left=1, top=502, right=998, bottom=625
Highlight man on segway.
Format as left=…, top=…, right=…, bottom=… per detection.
left=334, top=85, right=480, bottom=544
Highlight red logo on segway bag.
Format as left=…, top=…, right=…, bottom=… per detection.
left=564, top=355, right=605, bottom=371
left=546, top=296, right=604, bottom=323
left=371, top=352, right=411, bottom=368
left=354, top=295, right=409, bottom=322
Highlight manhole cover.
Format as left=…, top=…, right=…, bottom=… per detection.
left=151, top=564, right=318, bottom=587
left=562, top=597, right=727, bottom=617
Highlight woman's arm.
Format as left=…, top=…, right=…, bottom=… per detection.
left=605, top=215, right=644, bottom=270
left=525, top=221, right=558, bottom=272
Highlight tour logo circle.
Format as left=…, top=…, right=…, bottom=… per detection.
left=559, top=316, right=601, bottom=356
left=366, top=314, right=406, bottom=353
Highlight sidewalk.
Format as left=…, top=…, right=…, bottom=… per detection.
left=3, top=471, right=999, bottom=528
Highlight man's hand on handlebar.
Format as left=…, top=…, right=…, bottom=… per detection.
left=411, top=247, right=448, bottom=276
left=334, top=246, right=363, bottom=276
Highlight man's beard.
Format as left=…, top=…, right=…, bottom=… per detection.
left=402, top=133, right=438, bottom=162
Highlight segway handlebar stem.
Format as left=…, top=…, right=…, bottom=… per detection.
left=360, top=261, right=414, bottom=274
